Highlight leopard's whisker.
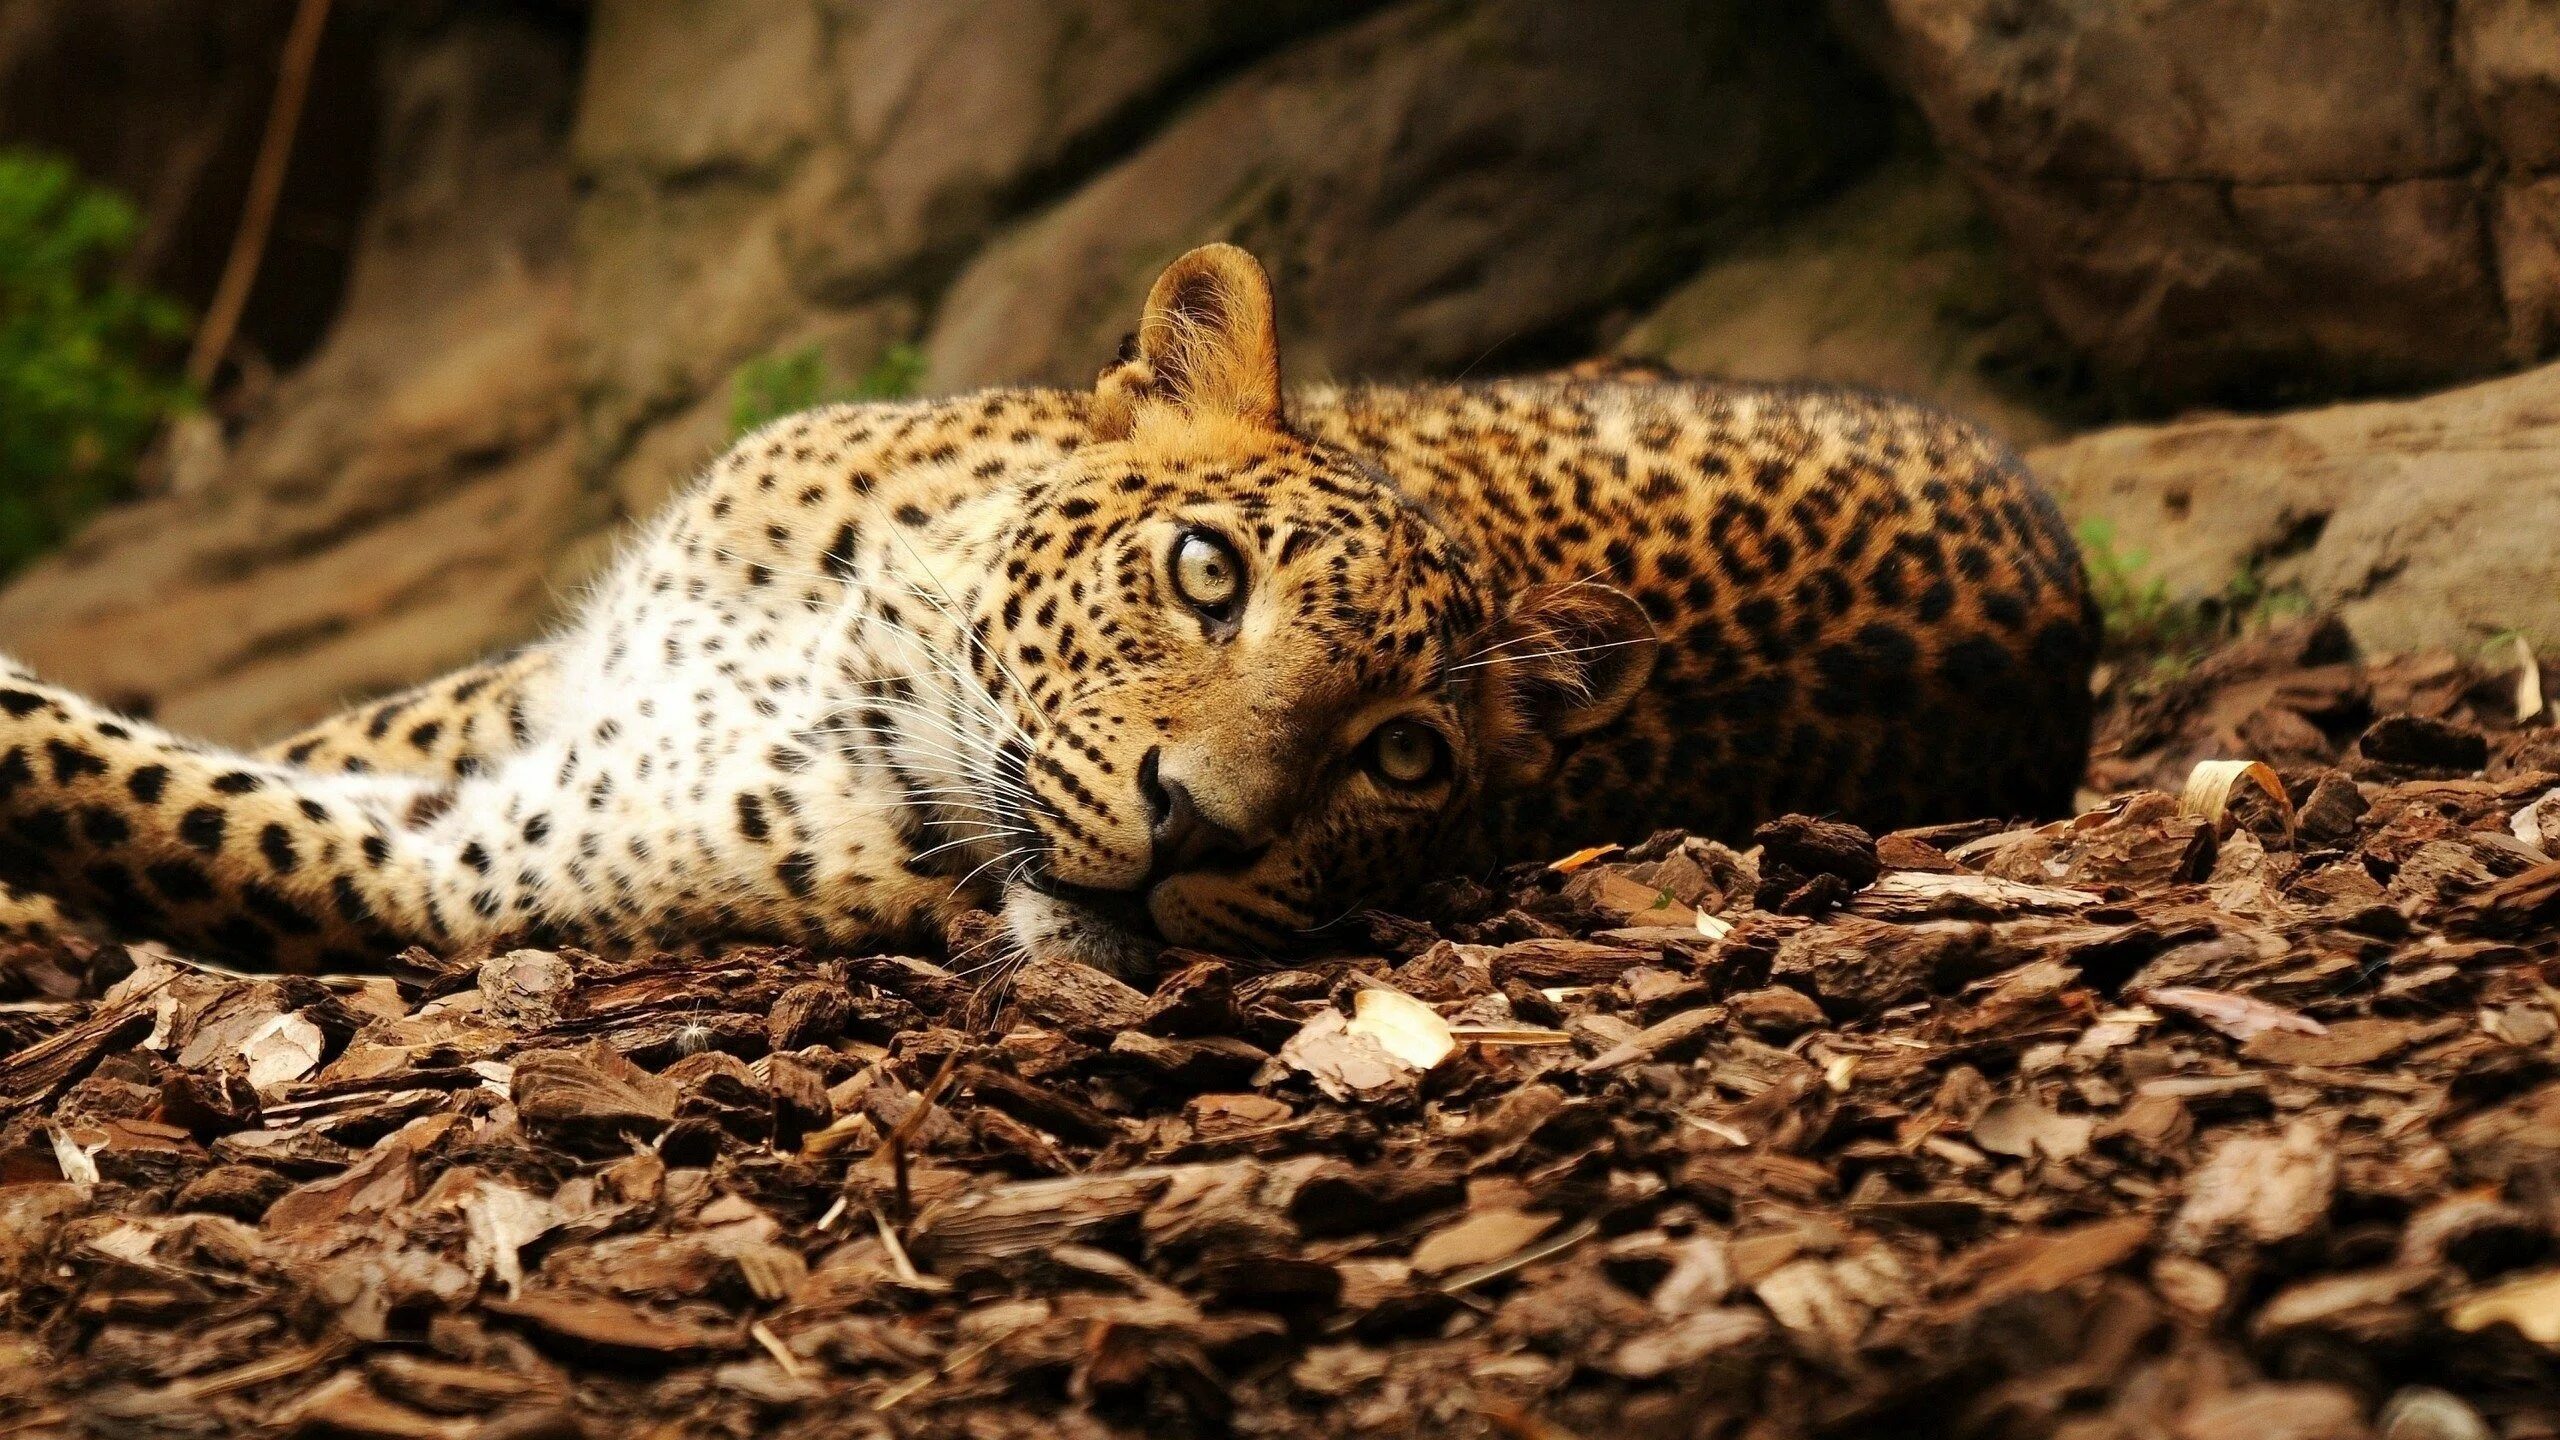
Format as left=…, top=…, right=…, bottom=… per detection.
left=1443, top=634, right=1655, bottom=676
left=869, top=540, right=1054, bottom=741
left=948, top=842, right=1040, bottom=898
left=912, top=829, right=1036, bottom=865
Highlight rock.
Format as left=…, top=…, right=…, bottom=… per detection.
left=0, top=11, right=585, bottom=743
left=1876, top=0, right=2560, bottom=407
left=2032, top=359, right=2560, bottom=654
left=0, top=1, right=1894, bottom=740
left=1618, top=155, right=2079, bottom=447
left=921, top=0, right=1886, bottom=390
left=572, top=1, right=1368, bottom=501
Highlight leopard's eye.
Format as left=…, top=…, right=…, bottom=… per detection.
left=1171, top=530, right=1243, bottom=617
left=1366, top=719, right=1446, bottom=787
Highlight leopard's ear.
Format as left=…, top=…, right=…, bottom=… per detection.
left=1093, top=243, right=1282, bottom=439
left=1467, top=583, right=1659, bottom=790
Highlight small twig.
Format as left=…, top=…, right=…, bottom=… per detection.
left=871, top=1335, right=999, bottom=1412
left=886, top=1048, right=963, bottom=1225
left=872, top=1205, right=923, bottom=1284
left=749, top=1321, right=805, bottom=1380
left=186, top=0, right=333, bottom=390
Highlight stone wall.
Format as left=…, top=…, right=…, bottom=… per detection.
left=1874, top=0, right=2560, bottom=408
left=2033, top=359, right=2560, bottom=658
left=10, top=0, right=2560, bottom=739
left=0, top=7, right=586, bottom=741
left=579, top=0, right=1891, bottom=519
left=0, top=0, right=1894, bottom=742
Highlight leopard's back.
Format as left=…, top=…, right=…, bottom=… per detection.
left=1299, top=376, right=2097, bottom=851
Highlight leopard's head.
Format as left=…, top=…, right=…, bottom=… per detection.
left=967, top=245, right=1656, bottom=974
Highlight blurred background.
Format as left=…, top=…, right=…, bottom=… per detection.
left=2, top=0, right=2556, bottom=746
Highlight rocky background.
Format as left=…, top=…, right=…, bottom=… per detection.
left=3, top=0, right=2558, bottom=742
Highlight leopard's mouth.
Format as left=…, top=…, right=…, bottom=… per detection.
left=1003, top=871, right=1166, bottom=980
left=1022, top=869, right=1159, bottom=938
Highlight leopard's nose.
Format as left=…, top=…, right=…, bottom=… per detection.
left=1139, top=747, right=1253, bottom=882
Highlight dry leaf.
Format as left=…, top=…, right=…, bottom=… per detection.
left=241, top=1013, right=327, bottom=1095
left=46, top=1127, right=99, bottom=1193
left=1409, top=1208, right=1554, bottom=1277
left=1346, top=986, right=1456, bottom=1070
left=1971, top=1096, right=2093, bottom=1162
left=2169, top=1122, right=2337, bottom=1254
left=2180, top=758, right=2293, bottom=835
left=1446, top=1024, right=1573, bottom=1047
left=1607, top=1307, right=1768, bottom=1379
left=432, top=1172, right=563, bottom=1297
left=485, top=1291, right=733, bottom=1358
left=2448, top=1267, right=2560, bottom=1348
left=1547, top=844, right=1622, bottom=874
left=1850, top=871, right=2098, bottom=919
left=2241, top=1017, right=2418, bottom=1068
left=1276, top=1009, right=1423, bottom=1103
left=2143, top=985, right=2326, bottom=1042
left=2512, top=787, right=2560, bottom=854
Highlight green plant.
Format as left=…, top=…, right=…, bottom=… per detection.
left=728, top=341, right=926, bottom=439
left=2077, top=519, right=2305, bottom=677
left=2079, top=519, right=2213, bottom=661
left=0, top=149, right=191, bottom=577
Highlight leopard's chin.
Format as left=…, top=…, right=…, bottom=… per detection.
left=1002, top=882, right=1162, bottom=981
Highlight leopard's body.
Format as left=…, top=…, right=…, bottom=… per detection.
left=0, top=247, right=2093, bottom=976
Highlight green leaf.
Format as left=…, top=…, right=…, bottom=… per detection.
left=0, top=148, right=192, bottom=578
left=728, top=342, right=926, bottom=440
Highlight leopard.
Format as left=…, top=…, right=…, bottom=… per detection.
left=0, top=243, right=2094, bottom=979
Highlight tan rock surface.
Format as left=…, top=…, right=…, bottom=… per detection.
left=1878, top=0, right=2560, bottom=406
left=922, top=0, right=1884, bottom=391
left=0, top=14, right=587, bottom=744
left=0, top=0, right=1895, bottom=745
left=2032, top=359, right=2560, bottom=654
left=573, top=0, right=1373, bottom=508
left=1617, top=156, right=2079, bottom=449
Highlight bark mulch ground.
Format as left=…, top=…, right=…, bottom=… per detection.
left=4, top=616, right=2559, bottom=1439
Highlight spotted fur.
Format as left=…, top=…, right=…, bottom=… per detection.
left=0, top=246, right=2093, bottom=975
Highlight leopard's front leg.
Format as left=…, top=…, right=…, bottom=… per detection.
left=0, top=659, right=466, bottom=971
